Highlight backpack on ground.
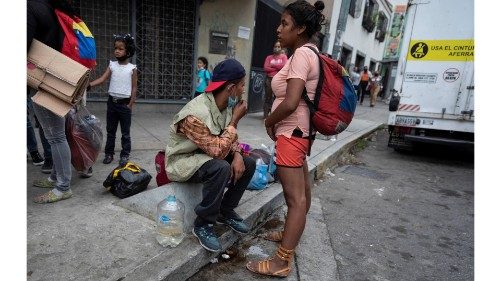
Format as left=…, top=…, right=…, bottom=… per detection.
left=103, top=161, right=152, bottom=199
left=54, top=9, right=97, bottom=69
left=302, top=46, right=358, bottom=155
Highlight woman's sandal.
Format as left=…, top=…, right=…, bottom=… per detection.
left=246, top=245, right=294, bottom=278
left=262, top=230, right=283, bottom=242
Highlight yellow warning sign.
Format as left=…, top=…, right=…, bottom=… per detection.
left=407, top=39, right=474, bottom=61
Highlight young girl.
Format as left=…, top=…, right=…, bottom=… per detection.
left=89, top=34, right=138, bottom=164
left=193, top=56, right=211, bottom=98
left=246, top=0, right=325, bottom=277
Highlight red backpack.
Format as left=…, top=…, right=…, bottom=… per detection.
left=155, top=150, right=171, bottom=187
left=302, top=46, right=358, bottom=154
left=54, top=9, right=97, bottom=69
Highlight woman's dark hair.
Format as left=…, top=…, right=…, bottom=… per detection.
left=114, top=34, right=136, bottom=58
left=198, top=56, right=208, bottom=67
left=284, top=0, right=326, bottom=38
left=211, top=77, right=244, bottom=96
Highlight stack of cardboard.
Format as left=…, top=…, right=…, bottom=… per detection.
left=27, top=39, right=90, bottom=117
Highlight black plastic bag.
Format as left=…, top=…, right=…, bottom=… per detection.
left=389, top=92, right=401, bottom=112
left=103, top=161, right=152, bottom=199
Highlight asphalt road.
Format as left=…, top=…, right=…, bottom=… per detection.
left=316, top=129, right=474, bottom=281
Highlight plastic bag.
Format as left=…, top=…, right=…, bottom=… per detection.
left=103, top=161, right=152, bottom=198
left=249, top=144, right=276, bottom=177
left=65, top=106, right=103, bottom=171
left=247, top=159, right=269, bottom=190
left=247, top=144, right=277, bottom=190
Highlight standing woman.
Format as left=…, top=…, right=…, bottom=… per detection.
left=246, top=0, right=325, bottom=277
left=369, top=71, right=382, bottom=107
left=263, top=41, right=287, bottom=118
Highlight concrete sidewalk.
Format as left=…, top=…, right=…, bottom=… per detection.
left=27, top=100, right=388, bottom=281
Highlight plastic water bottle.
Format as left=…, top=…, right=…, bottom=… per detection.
left=156, top=195, right=186, bottom=247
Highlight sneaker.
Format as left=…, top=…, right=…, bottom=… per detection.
left=41, top=158, right=53, bottom=174
left=30, top=151, right=44, bottom=166
left=33, top=178, right=55, bottom=188
left=79, top=167, right=93, bottom=178
left=216, top=215, right=250, bottom=234
left=103, top=154, right=113, bottom=164
left=119, top=155, right=129, bottom=164
left=33, top=189, right=73, bottom=204
left=192, top=225, right=222, bottom=252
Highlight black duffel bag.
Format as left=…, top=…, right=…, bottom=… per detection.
left=103, top=161, right=152, bottom=198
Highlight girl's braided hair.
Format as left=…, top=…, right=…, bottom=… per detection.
left=285, top=0, right=326, bottom=38
left=114, top=34, right=136, bottom=58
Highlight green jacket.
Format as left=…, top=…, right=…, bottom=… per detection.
left=166, top=93, right=233, bottom=182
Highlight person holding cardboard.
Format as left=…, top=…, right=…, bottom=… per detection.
left=89, top=34, right=138, bottom=165
left=28, top=0, right=77, bottom=203
left=165, top=59, right=256, bottom=252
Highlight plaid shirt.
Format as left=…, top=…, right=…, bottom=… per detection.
left=177, top=115, right=241, bottom=159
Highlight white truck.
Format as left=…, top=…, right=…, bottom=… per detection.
left=387, top=0, right=474, bottom=150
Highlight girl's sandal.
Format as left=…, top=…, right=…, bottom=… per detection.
left=262, top=230, right=284, bottom=242
left=246, top=245, right=294, bottom=278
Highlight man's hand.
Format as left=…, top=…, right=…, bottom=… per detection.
left=127, top=103, right=134, bottom=110
left=231, top=100, right=248, bottom=123
left=230, top=152, right=246, bottom=184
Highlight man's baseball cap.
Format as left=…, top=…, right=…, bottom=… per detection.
left=205, top=59, right=246, bottom=93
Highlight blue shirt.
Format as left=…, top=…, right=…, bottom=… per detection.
left=196, top=68, right=211, bottom=92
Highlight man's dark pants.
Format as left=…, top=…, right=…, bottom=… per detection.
left=105, top=96, right=132, bottom=158
left=187, top=154, right=256, bottom=226
left=358, top=81, right=369, bottom=104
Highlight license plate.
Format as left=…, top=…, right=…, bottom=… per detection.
left=395, top=116, right=417, bottom=126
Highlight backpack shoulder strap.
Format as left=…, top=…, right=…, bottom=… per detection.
left=302, top=45, right=323, bottom=156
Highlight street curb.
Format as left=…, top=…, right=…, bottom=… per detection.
left=119, top=123, right=383, bottom=281
left=296, top=197, right=339, bottom=281
left=118, top=183, right=286, bottom=281
left=309, top=123, right=384, bottom=180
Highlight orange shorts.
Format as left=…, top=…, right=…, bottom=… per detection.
left=275, top=135, right=310, bottom=168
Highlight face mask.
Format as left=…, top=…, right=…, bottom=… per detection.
left=274, top=48, right=281, bottom=53
left=228, top=96, right=239, bottom=108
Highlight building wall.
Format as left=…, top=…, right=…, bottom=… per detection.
left=197, top=0, right=257, bottom=100
left=342, top=0, right=392, bottom=70
left=326, top=0, right=343, bottom=55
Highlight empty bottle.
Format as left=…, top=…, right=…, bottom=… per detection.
left=156, top=194, right=186, bottom=247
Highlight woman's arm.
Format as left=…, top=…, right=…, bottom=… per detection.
left=264, top=77, right=305, bottom=128
left=263, top=56, right=274, bottom=74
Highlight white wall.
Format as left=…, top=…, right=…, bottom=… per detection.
left=326, top=0, right=392, bottom=70
left=326, top=0, right=342, bottom=54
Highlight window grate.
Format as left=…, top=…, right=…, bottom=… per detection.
left=73, top=0, right=196, bottom=101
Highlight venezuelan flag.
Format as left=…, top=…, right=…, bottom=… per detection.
left=55, top=9, right=97, bottom=69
